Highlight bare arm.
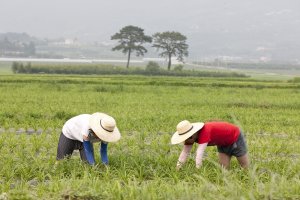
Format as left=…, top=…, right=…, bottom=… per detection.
left=176, top=145, right=193, bottom=170
left=195, top=143, right=208, bottom=168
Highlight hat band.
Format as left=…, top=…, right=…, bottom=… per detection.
left=100, top=120, right=114, bottom=132
left=178, top=125, right=194, bottom=135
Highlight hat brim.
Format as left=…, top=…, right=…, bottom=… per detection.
left=171, top=122, right=204, bottom=144
left=89, top=112, right=121, bottom=143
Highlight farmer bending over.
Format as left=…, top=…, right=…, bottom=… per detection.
left=56, top=112, right=121, bottom=165
left=171, top=120, right=249, bottom=170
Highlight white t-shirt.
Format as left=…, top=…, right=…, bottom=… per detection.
left=62, top=114, right=91, bottom=142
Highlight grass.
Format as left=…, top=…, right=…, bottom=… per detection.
left=0, top=62, right=13, bottom=75
left=0, top=74, right=299, bottom=199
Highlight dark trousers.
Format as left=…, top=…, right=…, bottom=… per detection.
left=56, top=132, right=87, bottom=162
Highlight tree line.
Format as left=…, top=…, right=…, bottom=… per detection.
left=11, top=62, right=247, bottom=78
left=111, top=25, right=188, bottom=70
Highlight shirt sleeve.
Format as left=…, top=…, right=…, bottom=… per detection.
left=83, top=140, right=95, bottom=165
left=82, top=129, right=90, bottom=142
left=82, top=129, right=89, bottom=138
left=195, top=143, right=208, bottom=168
left=178, top=145, right=193, bottom=163
left=198, top=128, right=210, bottom=144
left=100, top=142, right=108, bottom=165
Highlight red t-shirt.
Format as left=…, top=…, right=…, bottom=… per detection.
left=197, top=122, right=240, bottom=146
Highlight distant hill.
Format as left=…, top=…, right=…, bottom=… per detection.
left=0, top=32, right=39, bottom=43
left=0, top=33, right=39, bottom=57
left=1, top=31, right=300, bottom=64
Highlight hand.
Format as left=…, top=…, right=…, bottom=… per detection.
left=176, top=160, right=184, bottom=171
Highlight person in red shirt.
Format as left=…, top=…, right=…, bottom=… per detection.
left=171, top=120, right=249, bottom=170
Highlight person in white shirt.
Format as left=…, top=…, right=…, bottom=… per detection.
left=56, top=112, right=121, bottom=165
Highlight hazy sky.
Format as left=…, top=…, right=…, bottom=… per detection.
left=1, top=0, right=300, bottom=59
left=1, top=0, right=299, bottom=39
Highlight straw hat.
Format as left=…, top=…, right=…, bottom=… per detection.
left=171, top=120, right=204, bottom=144
left=89, top=112, right=121, bottom=143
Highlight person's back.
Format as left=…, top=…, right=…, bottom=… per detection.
left=198, top=121, right=240, bottom=146
left=62, top=114, right=91, bottom=142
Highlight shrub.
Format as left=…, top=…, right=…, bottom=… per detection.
left=173, top=64, right=184, bottom=71
left=145, top=61, right=160, bottom=72
left=289, top=77, right=300, bottom=83
left=11, top=62, right=19, bottom=73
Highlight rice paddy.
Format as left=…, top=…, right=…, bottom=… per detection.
left=0, top=74, right=299, bottom=199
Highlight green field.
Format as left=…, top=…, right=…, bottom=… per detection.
left=0, top=62, right=12, bottom=75
left=0, top=74, right=299, bottom=199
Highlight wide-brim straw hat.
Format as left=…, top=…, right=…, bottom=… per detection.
left=171, top=120, right=204, bottom=144
left=89, top=112, right=121, bottom=143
